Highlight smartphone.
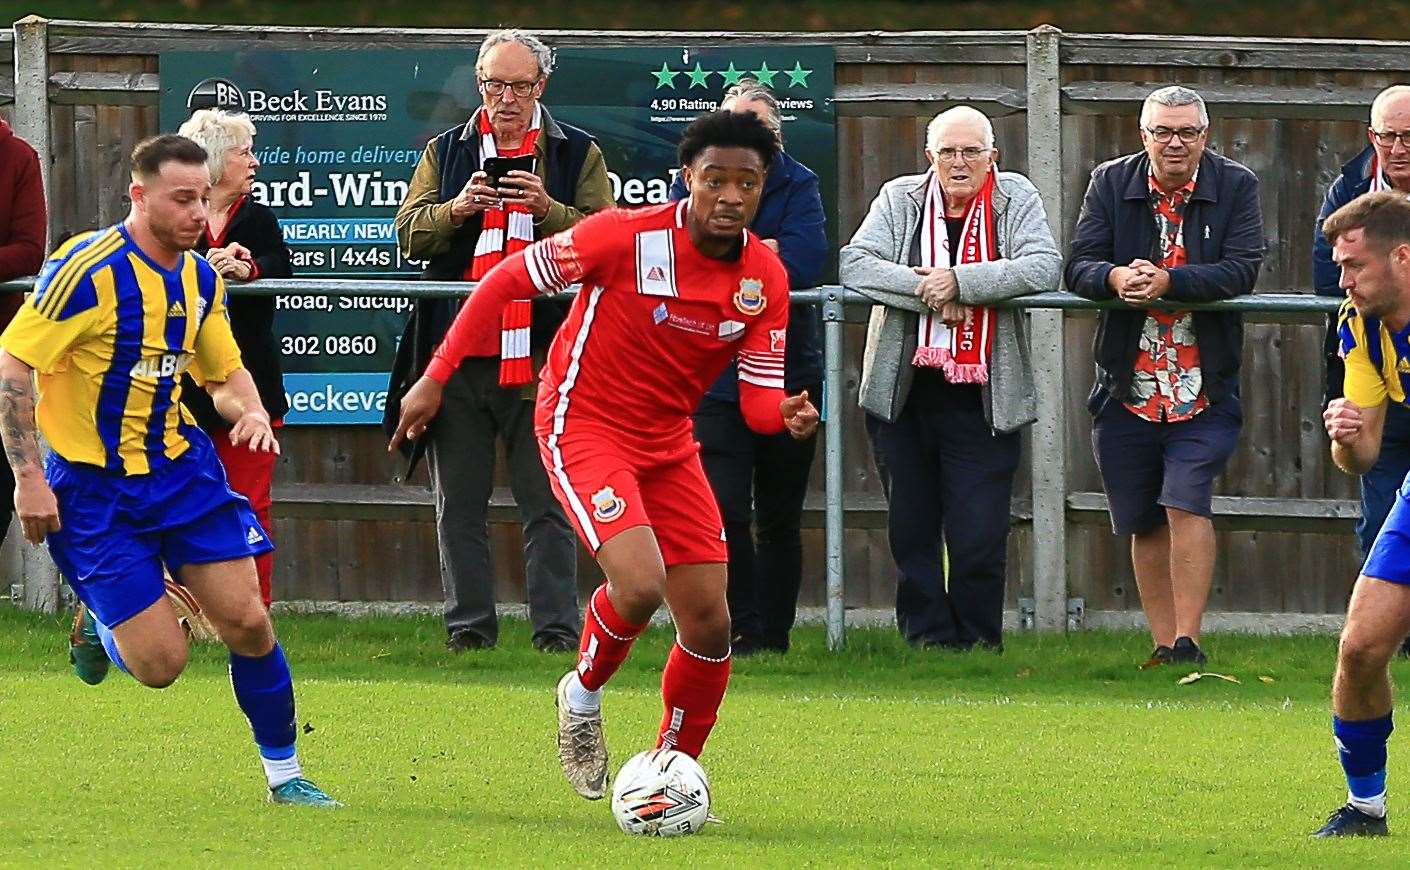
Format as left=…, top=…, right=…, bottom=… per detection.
left=483, top=154, right=536, bottom=189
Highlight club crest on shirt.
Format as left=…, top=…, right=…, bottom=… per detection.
left=590, top=486, right=627, bottom=523
left=733, top=278, right=766, bottom=315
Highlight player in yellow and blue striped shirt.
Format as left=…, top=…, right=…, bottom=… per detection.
left=0, top=135, right=338, bottom=808
left=1313, top=191, right=1410, bottom=837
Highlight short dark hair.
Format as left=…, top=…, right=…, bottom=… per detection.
left=677, top=110, right=778, bottom=171
left=1324, top=190, right=1410, bottom=250
left=130, top=135, right=209, bottom=180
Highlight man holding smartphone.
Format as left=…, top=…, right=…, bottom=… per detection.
left=390, top=28, right=614, bottom=654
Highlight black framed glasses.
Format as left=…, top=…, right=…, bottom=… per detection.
left=480, top=78, right=540, bottom=98
left=932, top=146, right=990, bottom=163
left=1371, top=128, right=1410, bottom=148
left=1145, top=126, right=1206, bottom=144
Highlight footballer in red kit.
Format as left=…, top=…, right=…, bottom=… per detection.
left=392, top=111, right=819, bottom=802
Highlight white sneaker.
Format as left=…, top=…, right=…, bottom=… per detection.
left=555, top=671, right=608, bottom=800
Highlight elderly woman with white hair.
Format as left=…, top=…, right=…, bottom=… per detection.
left=177, top=108, right=291, bottom=609
left=840, top=105, right=1060, bottom=651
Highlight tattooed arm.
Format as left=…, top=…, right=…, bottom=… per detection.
left=0, top=351, right=59, bottom=543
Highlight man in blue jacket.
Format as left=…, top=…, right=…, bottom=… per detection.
left=1066, top=85, right=1264, bottom=667
left=1314, top=86, right=1410, bottom=660
left=669, top=79, right=828, bottom=654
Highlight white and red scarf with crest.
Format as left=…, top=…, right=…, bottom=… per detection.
left=913, top=168, right=998, bottom=383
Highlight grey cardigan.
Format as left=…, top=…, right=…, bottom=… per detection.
left=839, top=169, right=1061, bottom=432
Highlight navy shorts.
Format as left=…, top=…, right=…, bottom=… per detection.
left=1363, top=471, right=1410, bottom=585
left=45, top=428, right=273, bottom=628
left=1091, top=398, right=1242, bottom=536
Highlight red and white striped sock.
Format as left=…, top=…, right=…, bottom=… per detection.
left=576, top=585, right=647, bottom=692
left=656, top=639, right=731, bottom=759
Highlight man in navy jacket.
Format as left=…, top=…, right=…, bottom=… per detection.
left=1313, top=84, right=1410, bottom=657
left=1066, top=85, right=1264, bottom=667
left=669, top=80, right=828, bottom=654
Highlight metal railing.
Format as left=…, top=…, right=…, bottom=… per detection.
left=0, top=277, right=1343, bottom=648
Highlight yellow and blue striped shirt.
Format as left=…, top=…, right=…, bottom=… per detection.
left=1339, top=297, right=1410, bottom=409
left=0, top=225, right=244, bottom=476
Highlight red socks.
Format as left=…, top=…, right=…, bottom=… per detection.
left=577, top=585, right=647, bottom=692
left=656, top=640, right=731, bottom=759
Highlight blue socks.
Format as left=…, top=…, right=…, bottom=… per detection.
left=1334, top=712, right=1393, bottom=817
left=92, top=615, right=129, bottom=674
left=230, top=644, right=303, bottom=787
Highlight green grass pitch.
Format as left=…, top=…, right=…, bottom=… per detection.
left=1, top=607, right=1407, bottom=867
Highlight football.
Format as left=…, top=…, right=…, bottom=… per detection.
left=610, top=749, right=711, bottom=836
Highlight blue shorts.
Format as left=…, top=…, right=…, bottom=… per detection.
left=45, top=428, right=274, bottom=627
left=1091, top=398, right=1243, bottom=536
left=1363, top=471, right=1410, bottom=585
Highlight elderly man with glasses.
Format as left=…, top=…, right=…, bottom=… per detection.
left=389, top=29, right=613, bottom=654
left=1066, top=85, right=1264, bottom=667
left=1314, top=85, right=1410, bottom=659
left=841, top=105, right=1061, bottom=652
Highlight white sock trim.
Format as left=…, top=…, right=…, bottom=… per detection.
left=675, top=637, right=731, bottom=664
left=1348, top=790, right=1388, bottom=818
left=262, top=752, right=303, bottom=789
left=565, top=670, right=602, bottom=715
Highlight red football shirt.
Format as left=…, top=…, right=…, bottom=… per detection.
left=426, top=201, right=792, bottom=456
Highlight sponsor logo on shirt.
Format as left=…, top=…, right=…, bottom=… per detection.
left=130, top=352, right=194, bottom=379
left=733, top=277, right=766, bottom=315
left=664, top=311, right=714, bottom=336
left=770, top=328, right=786, bottom=353
left=590, top=486, right=627, bottom=523
left=166, top=301, right=186, bottom=318
left=718, top=320, right=746, bottom=342
left=653, top=302, right=669, bottom=325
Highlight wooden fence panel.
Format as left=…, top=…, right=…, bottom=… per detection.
left=25, top=21, right=1404, bottom=621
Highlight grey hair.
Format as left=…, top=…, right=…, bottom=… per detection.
left=722, top=78, right=783, bottom=141
left=1140, top=85, right=1209, bottom=128
left=1371, top=84, right=1410, bottom=127
left=176, top=109, right=255, bottom=185
left=477, top=29, right=554, bottom=78
left=925, top=105, right=994, bottom=151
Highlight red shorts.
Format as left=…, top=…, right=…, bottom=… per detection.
left=537, top=425, right=727, bottom=567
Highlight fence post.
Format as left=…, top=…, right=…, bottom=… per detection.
left=13, top=16, right=52, bottom=240
left=1025, top=25, right=1069, bottom=632
left=822, top=291, right=847, bottom=650
left=10, top=15, right=61, bottom=613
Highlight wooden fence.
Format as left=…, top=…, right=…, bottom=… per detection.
left=3, top=17, right=1396, bottom=630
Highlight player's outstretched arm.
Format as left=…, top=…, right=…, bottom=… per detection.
left=206, top=368, right=279, bottom=454
left=0, top=350, right=60, bottom=543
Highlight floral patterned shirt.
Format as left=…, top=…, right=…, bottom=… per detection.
left=1124, top=173, right=1208, bottom=422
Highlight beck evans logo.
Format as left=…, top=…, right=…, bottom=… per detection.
left=185, top=77, right=387, bottom=115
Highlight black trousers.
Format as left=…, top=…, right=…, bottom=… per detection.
left=426, top=359, right=580, bottom=648
left=694, top=388, right=820, bottom=651
left=868, top=373, right=1020, bottom=649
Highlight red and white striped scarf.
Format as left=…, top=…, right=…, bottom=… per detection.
left=913, top=168, right=998, bottom=383
left=464, top=105, right=542, bottom=387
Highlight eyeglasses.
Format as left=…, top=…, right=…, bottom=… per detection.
left=932, top=146, right=990, bottom=164
left=480, top=78, right=540, bottom=98
left=1371, top=128, right=1410, bottom=148
left=1145, top=126, right=1206, bottom=144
